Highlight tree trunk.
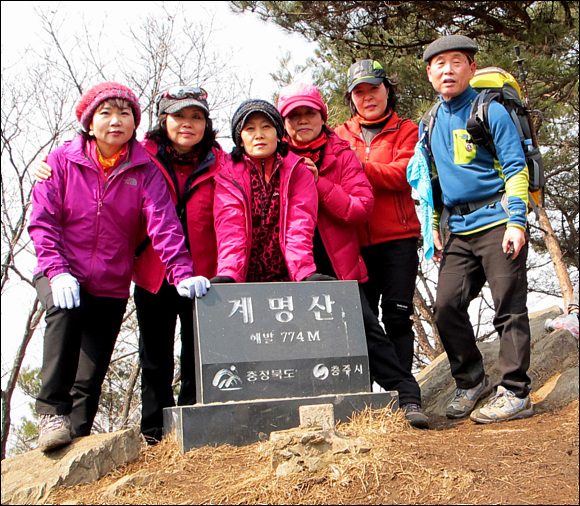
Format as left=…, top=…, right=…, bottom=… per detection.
left=537, top=205, right=573, bottom=308
left=1, top=300, right=44, bottom=460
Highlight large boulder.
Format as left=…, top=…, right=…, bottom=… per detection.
left=1, top=427, right=141, bottom=505
left=418, top=306, right=579, bottom=416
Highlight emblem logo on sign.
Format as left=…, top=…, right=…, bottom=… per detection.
left=312, top=363, right=329, bottom=380
left=212, top=366, right=243, bottom=390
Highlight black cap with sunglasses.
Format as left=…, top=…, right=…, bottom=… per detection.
left=155, top=86, right=210, bottom=116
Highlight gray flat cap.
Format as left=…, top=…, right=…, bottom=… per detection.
left=423, top=35, right=478, bottom=62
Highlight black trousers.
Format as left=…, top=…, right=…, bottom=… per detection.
left=134, top=280, right=196, bottom=442
left=358, top=285, right=422, bottom=406
left=433, top=225, right=531, bottom=397
left=361, top=237, right=419, bottom=373
left=35, top=274, right=127, bottom=437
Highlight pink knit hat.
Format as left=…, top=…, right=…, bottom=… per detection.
left=277, top=83, right=328, bottom=122
left=75, top=82, right=142, bottom=131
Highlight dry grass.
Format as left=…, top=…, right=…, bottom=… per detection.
left=47, top=400, right=579, bottom=505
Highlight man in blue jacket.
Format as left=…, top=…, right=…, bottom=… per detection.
left=421, top=35, right=534, bottom=423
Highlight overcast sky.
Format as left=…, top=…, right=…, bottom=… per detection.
left=1, top=1, right=317, bottom=98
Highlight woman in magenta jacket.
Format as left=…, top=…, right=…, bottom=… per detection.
left=29, top=82, right=210, bottom=452
left=212, top=99, right=320, bottom=284
left=33, top=86, right=223, bottom=446
left=277, top=83, right=428, bottom=428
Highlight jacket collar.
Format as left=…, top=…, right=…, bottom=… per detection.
left=346, top=111, right=402, bottom=137
left=439, top=86, right=477, bottom=113
left=64, top=135, right=150, bottom=169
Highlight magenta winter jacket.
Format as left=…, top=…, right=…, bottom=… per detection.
left=213, top=151, right=318, bottom=283
left=315, top=131, right=374, bottom=282
left=29, top=135, right=194, bottom=299
left=132, top=140, right=223, bottom=293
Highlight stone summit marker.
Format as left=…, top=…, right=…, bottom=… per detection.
left=164, top=280, right=397, bottom=452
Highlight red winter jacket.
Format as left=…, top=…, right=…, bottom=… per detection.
left=213, top=151, right=318, bottom=283
left=315, top=131, right=374, bottom=282
left=132, top=140, right=222, bottom=293
left=334, top=113, right=421, bottom=246
left=29, top=136, right=194, bottom=299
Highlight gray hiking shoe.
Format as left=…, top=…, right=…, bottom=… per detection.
left=38, top=414, right=72, bottom=452
left=401, top=403, right=429, bottom=429
left=446, top=375, right=492, bottom=419
left=470, top=386, right=534, bottom=424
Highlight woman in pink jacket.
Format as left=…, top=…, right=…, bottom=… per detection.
left=212, top=99, right=322, bottom=283
left=277, top=83, right=428, bottom=429
left=29, top=82, right=210, bottom=452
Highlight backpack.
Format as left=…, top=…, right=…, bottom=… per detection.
left=421, top=66, right=544, bottom=214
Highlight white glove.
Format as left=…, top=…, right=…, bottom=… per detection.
left=50, top=273, right=80, bottom=309
left=177, top=276, right=211, bottom=299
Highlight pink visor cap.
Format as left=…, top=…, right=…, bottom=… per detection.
left=277, top=83, right=328, bottom=122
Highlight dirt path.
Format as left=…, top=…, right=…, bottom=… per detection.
left=47, top=399, right=579, bottom=505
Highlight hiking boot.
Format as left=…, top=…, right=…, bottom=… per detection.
left=401, top=403, right=429, bottom=429
left=470, top=386, right=534, bottom=424
left=38, top=414, right=72, bottom=452
left=446, top=375, right=492, bottom=419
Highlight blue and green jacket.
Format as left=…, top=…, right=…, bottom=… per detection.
left=420, top=86, right=529, bottom=234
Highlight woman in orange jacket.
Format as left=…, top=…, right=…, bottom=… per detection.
left=335, top=60, right=421, bottom=374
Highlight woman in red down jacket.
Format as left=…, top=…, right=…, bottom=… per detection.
left=132, top=86, right=223, bottom=444
left=277, top=83, right=428, bottom=429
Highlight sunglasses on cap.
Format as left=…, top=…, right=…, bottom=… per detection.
left=155, top=86, right=208, bottom=110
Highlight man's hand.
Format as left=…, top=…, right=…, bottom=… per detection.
left=432, top=229, right=444, bottom=262
left=502, top=226, right=526, bottom=260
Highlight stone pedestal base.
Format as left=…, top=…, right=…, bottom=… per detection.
left=164, top=391, right=397, bottom=453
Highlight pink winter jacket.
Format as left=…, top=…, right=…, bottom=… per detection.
left=214, top=151, right=318, bottom=283
left=29, top=135, right=194, bottom=299
left=132, top=140, right=223, bottom=293
left=315, top=131, right=374, bottom=282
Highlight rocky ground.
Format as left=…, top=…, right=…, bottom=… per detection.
left=4, top=306, right=578, bottom=505
left=46, top=399, right=579, bottom=505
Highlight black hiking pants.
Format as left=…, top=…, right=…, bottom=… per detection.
left=433, top=225, right=531, bottom=398
left=35, top=274, right=127, bottom=437
left=134, top=280, right=197, bottom=443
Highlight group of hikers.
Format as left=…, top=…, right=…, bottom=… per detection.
left=30, top=34, right=542, bottom=453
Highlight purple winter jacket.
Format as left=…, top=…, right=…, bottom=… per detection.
left=213, top=151, right=318, bottom=283
left=29, top=135, right=194, bottom=299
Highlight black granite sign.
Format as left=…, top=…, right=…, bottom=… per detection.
left=194, top=280, right=371, bottom=403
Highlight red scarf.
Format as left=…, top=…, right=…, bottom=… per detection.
left=287, top=131, right=328, bottom=165
left=356, top=112, right=392, bottom=126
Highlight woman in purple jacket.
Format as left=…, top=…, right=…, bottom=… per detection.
left=29, top=82, right=210, bottom=452
left=212, top=99, right=323, bottom=283
left=276, top=83, right=428, bottom=429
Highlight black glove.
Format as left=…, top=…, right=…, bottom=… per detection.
left=210, top=276, right=235, bottom=284
left=303, top=273, right=336, bottom=282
